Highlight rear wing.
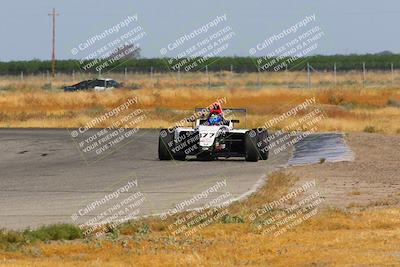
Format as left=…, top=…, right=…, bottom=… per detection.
left=194, top=108, right=247, bottom=113
left=194, top=107, right=247, bottom=127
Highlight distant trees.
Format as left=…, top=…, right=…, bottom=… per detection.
left=1, top=54, right=400, bottom=75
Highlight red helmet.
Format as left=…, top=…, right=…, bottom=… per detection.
left=210, top=102, right=222, bottom=115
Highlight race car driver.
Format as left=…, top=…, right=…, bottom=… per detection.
left=207, top=103, right=225, bottom=125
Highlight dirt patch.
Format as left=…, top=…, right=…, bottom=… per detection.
left=285, top=132, right=400, bottom=209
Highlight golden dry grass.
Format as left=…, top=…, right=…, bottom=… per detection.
left=1, top=71, right=400, bottom=133
left=2, top=69, right=400, bottom=90
left=0, top=172, right=399, bottom=266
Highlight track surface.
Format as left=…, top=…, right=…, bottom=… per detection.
left=0, top=129, right=293, bottom=229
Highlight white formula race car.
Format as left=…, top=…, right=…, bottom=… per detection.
left=158, top=108, right=269, bottom=162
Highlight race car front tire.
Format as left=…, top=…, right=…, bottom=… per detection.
left=158, top=129, right=174, bottom=160
left=158, top=129, right=186, bottom=161
left=256, top=128, right=269, bottom=160
left=245, top=130, right=259, bottom=162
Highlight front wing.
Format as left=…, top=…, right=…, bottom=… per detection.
left=173, top=128, right=248, bottom=157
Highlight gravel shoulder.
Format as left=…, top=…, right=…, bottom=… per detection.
left=285, top=132, right=400, bottom=209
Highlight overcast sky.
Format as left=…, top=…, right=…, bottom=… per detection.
left=1, top=0, right=399, bottom=61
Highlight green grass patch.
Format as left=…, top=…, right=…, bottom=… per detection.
left=0, top=224, right=83, bottom=250
left=221, top=214, right=245, bottom=224
left=0, top=85, right=16, bottom=92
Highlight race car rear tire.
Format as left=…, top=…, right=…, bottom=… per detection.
left=245, top=130, right=259, bottom=162
left=257, top=128, right=269, bottom=160
left=158, top=129, right=174, bottom=160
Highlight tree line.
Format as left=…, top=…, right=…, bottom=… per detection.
left=1, top=54, right=400, bottom=75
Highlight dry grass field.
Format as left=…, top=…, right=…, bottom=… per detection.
left=0, top=71, right=400, bottom=134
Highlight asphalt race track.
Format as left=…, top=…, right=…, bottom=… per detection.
left=0, top=129, right=351, bottom=229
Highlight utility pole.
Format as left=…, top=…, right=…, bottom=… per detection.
left=48, top=8, right=59, bottom=78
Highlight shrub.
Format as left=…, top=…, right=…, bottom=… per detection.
left=23, top=224, right=83, bottom=242
left=221, top=214, right=245, bottom=224
left=41, top=83, right=52, bottom=90
left=386, top=97, right=400, bottom=107
left=363, top=126, right=376, bottom=133
left=339, top=102, right=356, bottom=109
left=104, top=224, right=119, bottom=239
left=136, top=224, right=150, bottom=235
left=210, top=82, right=226, bottom=87
left=128, top=83, right=141, bottom=90
left=0, top=85, right=16, bottom=92
left=87, top=106, right=105, bottom=115
left=328, top=95, right=344, bottom=105
left=0, top=231, right=27, bottom=251
left=0, top=224, right=82, bottom=250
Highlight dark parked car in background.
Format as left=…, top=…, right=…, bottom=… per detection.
left=64, top=79, right=121, bottom=92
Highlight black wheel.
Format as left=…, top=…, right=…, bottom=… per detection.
left=158, top=129, right=186, bottom=161
left=158, top=129, right=174, bottom=160
left=196, top=152, right=213, bottom=161
left=257, top=128, right=269, bottom=160
left=245, top=130, right=259, bottom=162
left=173, top=154, right=186, bottom=161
